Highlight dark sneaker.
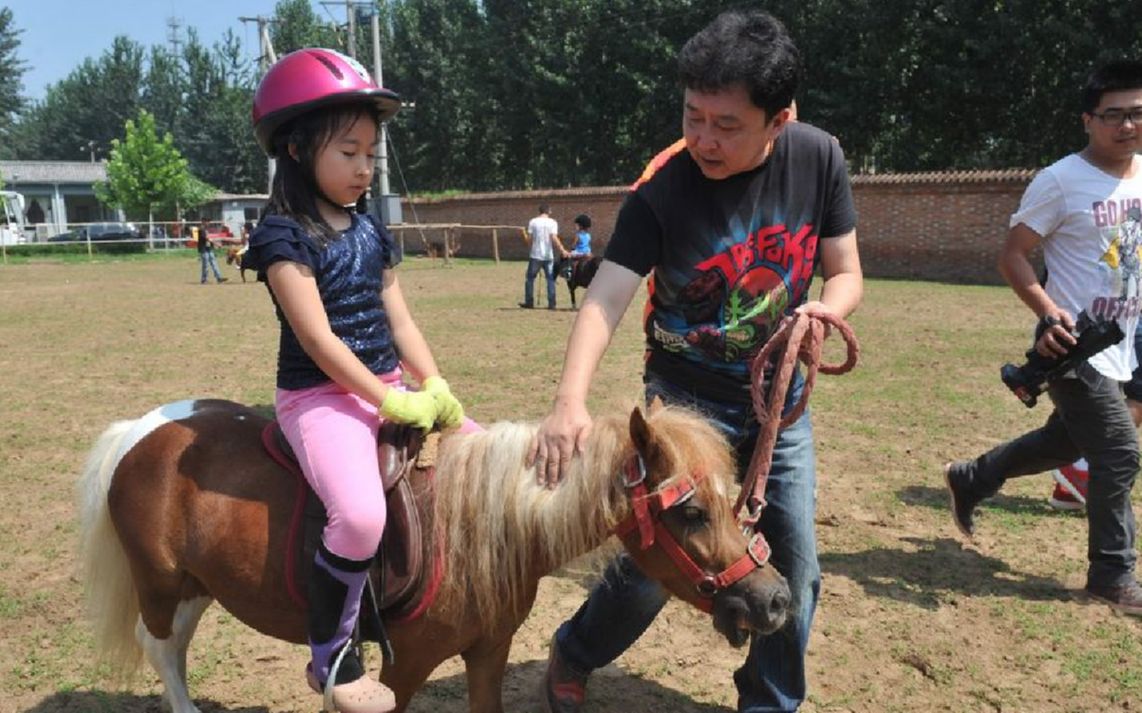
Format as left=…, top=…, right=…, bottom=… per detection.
left=1085, top=581, right=1142, bottom=616
left=518, top=302, right=534, bottom=309
left=541, top=636, right=588, bottom=713
left=944, top=461, right=982, bottom=537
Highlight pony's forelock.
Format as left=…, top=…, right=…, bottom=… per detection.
left=429, top=404, right=737, bottom=631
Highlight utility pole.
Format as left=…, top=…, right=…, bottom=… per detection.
left=240, top=15, right=278, bottom=193
left=370, top=9, right=390, bottom=197
left=367, top=3, right=400, bottom=224
left=320, top=0, right=362, bottom=58
left=347, top=3, right=357, bottom=59
left=239, top=15, right=278, bottom=68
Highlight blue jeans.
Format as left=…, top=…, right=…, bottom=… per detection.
left=523, top=258, right=555, bottom=308
left=200, top=250, right=223, bottom=283
left=555, top=371, right=820, bottom=712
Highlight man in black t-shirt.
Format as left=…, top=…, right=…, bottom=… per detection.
left=530, top=9, right=862, bottom=713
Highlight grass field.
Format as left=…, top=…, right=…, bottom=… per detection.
left=0, top=252, right=1139, bottom=712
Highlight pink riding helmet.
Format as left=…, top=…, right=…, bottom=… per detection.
left=252, top=48, right=401, bottom=156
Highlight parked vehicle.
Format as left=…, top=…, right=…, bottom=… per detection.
left=1, top=191, right=27, bottom=246
left=48, top=222, right=143, bottom=243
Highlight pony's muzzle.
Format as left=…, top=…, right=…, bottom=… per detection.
left=711, top=571, right=790, bottom=646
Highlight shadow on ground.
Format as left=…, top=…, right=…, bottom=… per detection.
left=822, top=521, right=1076, bottom=611
left=29, top=660, right=732, bottom=713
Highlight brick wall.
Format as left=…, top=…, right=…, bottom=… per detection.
left=400, top=170, right=1037, bottom=285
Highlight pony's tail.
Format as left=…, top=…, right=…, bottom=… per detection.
left=76, top=419, right=143, bottom=680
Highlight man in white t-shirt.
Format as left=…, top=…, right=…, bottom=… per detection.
left=520, top=204, right=561, bottom=309
left=945, top=60, right=1142, bottom=616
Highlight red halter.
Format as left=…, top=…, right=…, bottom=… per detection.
left=612, top=455, right=771, bottom=613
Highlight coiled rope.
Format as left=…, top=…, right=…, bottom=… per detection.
left=736, top=311, right=860, bottom=526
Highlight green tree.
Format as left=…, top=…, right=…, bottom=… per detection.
left=388, top=0, right=496, bottom=191
left=16, top=36, right=144, bottom=161
left=271, top=0, right=340, bottom=55
left=141, top=46, right=186, bottom=137
left=176, top=30, right=265, bottom=194
left=0, top=7, right=27, bottom=159
left=95, top=109, right=213, bottom=237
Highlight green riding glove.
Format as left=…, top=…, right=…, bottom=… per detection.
left=379, top=387, right=437, bottom=431
left=422, top=376, right=465, bottom=430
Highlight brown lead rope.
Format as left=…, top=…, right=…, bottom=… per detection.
left=736, top=311, right=860, bottom=527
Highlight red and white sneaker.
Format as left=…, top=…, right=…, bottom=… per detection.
left=1049, top=459, right=1089, bottom=510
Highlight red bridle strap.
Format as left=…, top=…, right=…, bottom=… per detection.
left=612, top=456, right=772, bottom=613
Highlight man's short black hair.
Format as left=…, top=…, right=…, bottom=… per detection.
left=677, top=9, right=802, bottom=120
left=1082, top=60, right=1142, bottom=113
left=538, top=204, right=549, bottom=215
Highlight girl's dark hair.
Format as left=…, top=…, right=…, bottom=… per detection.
left=574, top=213, right=591, bottom=229
left=1082, top=60, right=1142, bottom=114
left=677, top=10, right=801, bottom=120
left=263, top=102, right=381, bottom=243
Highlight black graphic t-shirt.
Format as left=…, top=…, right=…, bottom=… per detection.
left=605, top=121, right=857, bottom=402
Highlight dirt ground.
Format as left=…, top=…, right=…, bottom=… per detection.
left=0, top=255, right=1139, bottom=712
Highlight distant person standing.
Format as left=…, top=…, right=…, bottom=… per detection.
left=197, top=219, right=227, bottom=284
left=520, top=204, right=559, bottom=309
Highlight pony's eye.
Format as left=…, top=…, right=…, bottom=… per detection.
left=679, top=505, right=707, bottom=525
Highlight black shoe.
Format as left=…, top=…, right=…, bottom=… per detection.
left=1085, top=581, right=1142, bottom=616
left=518, top=302, right=534, bottom=309
left=540, top=636, right=588, bottom=713
left=944, top=461, right=982, bottom=537
left=547, top=305, right=556, bottom=310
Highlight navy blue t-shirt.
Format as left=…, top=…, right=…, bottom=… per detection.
left=243, top=213, right=402, bottom=390
left=606, top=122, right=857, bottom=402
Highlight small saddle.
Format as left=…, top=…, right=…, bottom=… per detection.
left=262, top=420, right=437, bottom=624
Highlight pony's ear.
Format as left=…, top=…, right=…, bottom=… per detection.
left=647, top=395, right=665, bottom=414
left=629, top=406, right=652, bottom=458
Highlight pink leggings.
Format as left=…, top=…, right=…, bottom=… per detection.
left=276, top=370, right=481, bottom=561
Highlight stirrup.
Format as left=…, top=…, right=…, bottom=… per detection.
left=323, top=642, right=356, bottom=712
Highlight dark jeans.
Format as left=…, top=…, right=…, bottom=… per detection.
left=555, top=371, right=819, bottom=713
left=961, top=362, right=1139, bottom=588
left=523, top=258, right=555, bottom=308
left=1124, top=322, right=1142, bottom=402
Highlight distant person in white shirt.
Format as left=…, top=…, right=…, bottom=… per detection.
left=520, top=204, right=560, bottom=309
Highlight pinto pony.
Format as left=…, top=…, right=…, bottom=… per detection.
left=78, top=398, right=789, bottom=713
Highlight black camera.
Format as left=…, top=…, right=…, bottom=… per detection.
left=1000, top=311, right=1124, bottom=407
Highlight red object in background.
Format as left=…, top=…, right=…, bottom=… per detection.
left=183, top=223, right=240, bottom=248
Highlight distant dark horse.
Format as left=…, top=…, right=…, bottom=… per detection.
left=555, top=255, right=602, bottom=309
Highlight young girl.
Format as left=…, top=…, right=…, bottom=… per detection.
left=245, top=48, right=473, bottom=713
left=567, top=213, right=592, bottom=257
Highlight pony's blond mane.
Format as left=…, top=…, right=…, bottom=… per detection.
left=430, top=404, right=736, bottom=630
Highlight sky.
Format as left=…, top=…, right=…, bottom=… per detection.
left=6, top=0, right=336, bottom=100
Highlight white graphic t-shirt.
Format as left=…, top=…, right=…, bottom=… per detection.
left=1011, top=153, right=1142, bottom=381
left=527, top=215, right=559, bottom=261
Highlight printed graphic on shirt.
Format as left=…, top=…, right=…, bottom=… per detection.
left=650, top=222, right=817, bottom=365
left=1093, top=204, right=1142, bottom=321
